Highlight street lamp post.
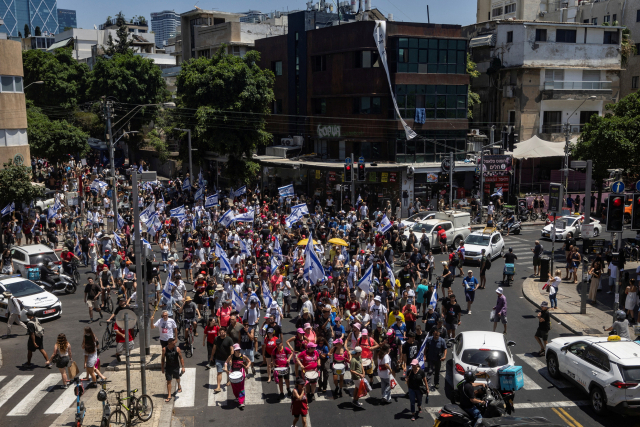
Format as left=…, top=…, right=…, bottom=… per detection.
left=24, top=81, right=44, bottom=90
left=562, top=96, right=597, bottom=191
left=174, top=128, right=192, bottom=191
left=108, top=128, right=137, bottom=225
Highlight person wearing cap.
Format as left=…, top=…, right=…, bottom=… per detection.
left=403, top=291, right=418, bottom=333
left=328, top=338, right=349, bottom=398
left=349, top=346, right=365, bottom=407
left=369, top=294, right=388, bottom=327
left=387, top=306, right=405, bottom=328
left=422, top=304, right=440, bottom=329
left=298, top=295, right=314, bottom=322
left=492, top=287, right=508, bottom=334
left=286, top=328, right=307, bottom=379
left=296, top=342, right=320, bottom=401
left=535, top=301, right=551, bottom=356
left=223, top=343, right=252, bottom=409
left=212, top=284, right=228, bottom=313
left=462, top=270, right=479, bottom=315
left=401, top=331, right=420, bottom=374
left=262, top=326, right=279, bottom=382
left=405, top=358, right=429, bottom=420
left=178, top=296, right=201, bottom=339
left=272, top=339, right=293, bottom=399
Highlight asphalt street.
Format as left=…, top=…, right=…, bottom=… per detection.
left=0, top=227, right=638, bottom=427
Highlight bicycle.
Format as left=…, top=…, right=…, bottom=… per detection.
left=73, top=376, right=86, bottom=427
left=108, top=388, right=154, bottom=427
left=182, top=318, right=197, bottom=358
left=174, top=311, right=184, bottom=340
left=97, top=379, right=112, bottom=427
left=99, top=320, right=116, bottom=355
left=201, top=296, right=213, bottom=325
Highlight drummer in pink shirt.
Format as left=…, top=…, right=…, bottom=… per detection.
left=303, top=323, right=316, bottom=343
left=296, top=342, right=320, bottom=402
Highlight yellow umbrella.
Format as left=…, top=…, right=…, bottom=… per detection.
left=297, top=238, right=319, bottom=246
left=328, top=238, right=348, bottom=247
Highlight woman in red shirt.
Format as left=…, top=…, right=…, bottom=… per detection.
left=263, top=328, right=278, bottom=382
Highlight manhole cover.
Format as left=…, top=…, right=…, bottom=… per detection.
left=584, top=328, right=601, bottom=335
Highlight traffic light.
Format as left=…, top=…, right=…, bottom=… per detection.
left=358, top=163, right=366, bottom=181
left=344, top=163, right=352, bottom=182
left=606, top=194, right=625, bottom=232
left=631, top=193, right=640, bottom=230
left=473, top=174, right=480, bottom=193
left=508, top=128, right=518, bottom=152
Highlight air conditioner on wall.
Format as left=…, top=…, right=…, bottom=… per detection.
left=281, top=138, right=293, bottom=146
left=470, top=129, right=480, bottom=136
left=571, top=125, right=581, bottom=133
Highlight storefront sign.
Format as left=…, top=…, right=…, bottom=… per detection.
left=381, top=172, right=389, bottom=182
left=368, top=172, right=377, bottom=182
left=427, top=173, right=439, bottom=183
left=315, top=170, right=321, bottom=179
left=317, top=125, right=341, bottom=138
left=389, top=172, right=397, bottom=182
left=484, top=183, right=509, bottom=194
left=481, top=155, right=512, bottom=175
left=328, top=171, right=336, bottom=181
left=483, top=176, right=510, bottom=183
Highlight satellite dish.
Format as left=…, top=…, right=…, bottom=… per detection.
left=115, top=308, right=138, bottom=329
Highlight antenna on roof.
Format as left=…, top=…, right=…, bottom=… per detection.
left=194, top=2, right=201, bottom=10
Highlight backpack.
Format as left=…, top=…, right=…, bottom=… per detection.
left=30, top=318, right=44, bottom=337
left=484, top=257, right=492, bottom=270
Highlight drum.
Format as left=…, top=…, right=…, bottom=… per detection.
left=305, top=370, right=319, bottom=383
left=274, top=367, right=290, bottom=377
left=333, top=363, right=345, bottom=376
left=362, top=358, right=374, bottom=375
left=229, top=371, right=244, bottom=384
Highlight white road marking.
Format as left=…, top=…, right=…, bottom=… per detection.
left=207, top=368, right=220, bottom=406
left=0, top=376, right=31, bottom=409
left=425, top=400, right=590, bottom=420
left=44, top=382, right=78, bottom=414
left=516, top=354, right=570, bottom=389
left=8, top=374, right=59, bottom=416
left=522, top=373, right=542, bottom=390
left=174, top=368, right=196, bottom=408
left=244, top=372, right=265, bottom=405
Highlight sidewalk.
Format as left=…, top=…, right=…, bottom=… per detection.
left=50, top=345, right=172, bottom=427
left=522, top=263, right=640, bottom=339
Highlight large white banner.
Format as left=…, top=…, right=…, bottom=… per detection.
left=374, top=20, right=417, bottom=141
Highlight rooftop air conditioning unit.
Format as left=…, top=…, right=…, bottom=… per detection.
left=292, top=136, right=304, bottom=146
left=281, top=138, right=294, bottom=146
left=470, top=129, right=480, bottom=136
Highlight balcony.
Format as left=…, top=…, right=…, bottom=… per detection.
left=543, top=81, right=612, bottom=90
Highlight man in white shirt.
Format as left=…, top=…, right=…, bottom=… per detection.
left=359, top=202, right=369, bottom=220
left=4, top=292, right=27, bottom=337
left=151, top=310, right=178, bottom=347
left=298, top=294, right=314, bottom=318
left=608, top=257, right=619, bottom=294
left=172, top=274, right=186, bottom=302
left=369, top=295, right=388, bottom=326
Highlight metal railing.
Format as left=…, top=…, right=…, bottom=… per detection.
left=543, top=81, right=612, bottom=90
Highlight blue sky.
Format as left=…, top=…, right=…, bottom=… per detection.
left=59, top=0, right=478, bottom=30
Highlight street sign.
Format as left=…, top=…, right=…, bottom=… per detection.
left=635, top=180, right=640, bottom=192
left=582, top=224, right=595, bottom=238
left=441, top=157, right=452, bottom=173
left=571, top=160, right=587, bottom=169
left=548, top=183, right=563, bottom=214
left=358, top=156, right=364, bottom=163
left=140, top=171, right=157, bottom=182
left=345, top=157, right=352, bottom=164
left=611, top=181, right=625, bottom=194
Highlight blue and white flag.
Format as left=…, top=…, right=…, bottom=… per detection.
left=270, top=256, right=280, bottom=275
left=142, top=239, right=152, bottom=250
left=138, top=164, right=144, bottom=174
left=53, top=196, right=62, bottom=211
left=385, top=259, right=395, bottom=287
left=215, top=242, right=233, bottom=274
left=30, top=216, right=39, bottom=234
left=1, top=202, right=14, bottom=217
left=144, top=212, right=157, bottom=229
left=117, top=214, right=125, bottom=230
left=234, top=208, right=254, bottom=223
left=255, top=184, right=260, bottom=194
left=162, top=275, right=176, bottom=300
left=182, top=177, right=191, bottom=191
left=219, top=209, right=236, bottom=227
left=285, top=203, right=310, bottom=228
left=47, top=206, right=56, bottom=221
left=140, top=202, right=156, bottom=223
left=232, top=290, right=246, bottom=313
left=262, top=281, right=273, bottom=307
left=429, top=287, right=438, bottom=309
left=491, top=187, right=503, bottom=197
left=273, top=236, right=283, bottom=261
left=239, top=239, right=251, bottom=257
left=278, top=184, right=294, bottom=197
left=358, top=264, right=374, bottom=294
left=198, top=171, right=205, bottom=189
left=357, top=194, right=362, bottom=204
left=377, top=214, right=392, bottom=234
left=194, top=186, right=204, bottom=201
left=113, top=233, right=122, bottom=248
left=304, top=232, right=325, bottom=285
left=74, top=237, right=82, bottom=256
left=234, top=186, right=246, bottom=198
left=152, top=216, right=163, bottom=234
left=170, top=205, right=185, bottom=218
left=205, top=193, right=218, bottom=208
left=416, top=332, right=428, bottom=369
left=90, top=179, right=108, bottom=192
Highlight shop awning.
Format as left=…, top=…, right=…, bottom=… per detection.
left=512, top=135, right=577, bottom=159
left=469, top=34, right=496, bottom=48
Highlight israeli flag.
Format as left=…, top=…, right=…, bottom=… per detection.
left=270, top=256, right=280, bottom=275
left=1, top=202, right=14, bottom=217
left=291, top=203, right=310, bottom=216
left=278, top=184, right=294, bottom=197
left=47, top=206, right=57, bottom=221
left=273, top=236, right=283, bottom=260
left=262, top=281, right=274, bottom=307
left=74, top=237, right=82, bottom=256
left=232, top=290, right=246, bottom=313
left=357, top=264, right=374, bottom=294
left=234, top=208, right=254, bottom=223
left=234, top=186, right=247, bottom=198
left=153, top=216, right=163, bottom=234
left=198, top=171, right=205, bottom=189
left=429, top=287, right=438, bottom=309
left=219, top=209, right=236, bottom=227
left=240, top=239, right=251, bottom=257
left=138, top=164, right=144, bottom=174
left=205, top=193, right=218, bottom=208
left=304, top=232, right=325, bottom=285
left=144, top=212, right=157, bottom=229
left=30, top=216, right=39, bottom=234
left=194, top=186, right=204, bottom=201
left=162, top=275, right=176, bottom=300
left=357, top=194, right=362, bottom=204
left=140, top=202, right=156, bottom=223
left=170, top=205, right=185, bottom=218
left=285, top=203, right=310, bottom=228
left=113, top=233, right=122, bottom=248
left=416, top=332, right=428, bottom=369
left=142, top=239, right=152, bottom=250
left=492, top=187, right=503, bottom=197
left=385, top=259, right=395, bottom=287
left=215, top=243, right=233, bottom=274
left=377, top=214, right=392, bottom=234
left=117, top=214, right=125, bottom=230
left=53, top=196, right=62, bottom=211
left=182, top=177, right=191, bottom=191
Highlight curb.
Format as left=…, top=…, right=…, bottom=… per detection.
left=105, top=346, right=162, bottom=371
left=158, top=397, right=175, bottom=427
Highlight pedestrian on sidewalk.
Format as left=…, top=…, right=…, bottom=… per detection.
left=81, top=326, right=101, bottom=386
left=3, top=291, right=27, bottom=337
left=624, top=280, right=638, bottom=324
left=531, top=241, right=543, bottom=277
left=492, top=287, right=507, bottom=334
left=25, top=310, right=51, bottom=368
left=161, top=337, right=185, bottom=402
left=562, top=233, right=576, bottom=280
left=588, top=261, right=602, bottom=304
left=534, top=302, right=551, bottom=356
left=547, top=270, right=561, bottom=309
left=607, top=255, right=619, bottom=294
left=569, top=247, right=581, bottom=284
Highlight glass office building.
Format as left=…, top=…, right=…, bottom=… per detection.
left=0, top=0, right=58, bottom=37
left=57, top=8, right=76, bottom=30
left=151, top=10, right=179, bottom=48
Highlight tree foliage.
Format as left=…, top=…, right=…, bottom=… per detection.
left=175, top=47, right=275, bottom=184
left=22, top=48, right=89, bottom=110
left=34, top=26, right=41, bottom=36
left=466, top=53, right=481, bottom=119
left=24, top=24, right=30, bottom=38
left=105, top=11, right=133, bottom=56
left=27, top=102, right=90, bottom=163
left=0, top=161, right=44, bottom=209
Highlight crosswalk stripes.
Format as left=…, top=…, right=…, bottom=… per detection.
left=516, top=353, right=570, bottom=389
left=44, top=383, right=77, bottom=414
left=207, top=368, right=226, bottom=406
left=244, top=371, right=265, bottom=405
left=8, top=374, right=60, bottom=416
left=0, top=376, right=32, bottom=410
left=174, top=368, right=196, bottom=408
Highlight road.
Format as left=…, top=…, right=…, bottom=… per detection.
left=0, top=227, right=637, bottom=427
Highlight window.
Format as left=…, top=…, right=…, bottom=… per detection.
left=568, top=342, right=588, bottom=357
left=312, top=55, right=327, bottom=72
left=579, top=111, right=598, bottom=125
left=604, top=31, right=619, bottom=45
left=556, top=29, right=577, bottom=43
left=584, top=347, right=610, bottom=371
left=632, top=76, right=639, bottom=89
left=535, top=29, right=547, bottom=42
left=273, top=99, right=283, bottom=114
left=353, top=97, right=381, bottom=114
left=272, top=61, right=283, bottom=76
left=396, top=84, right=467, bottom=120
left=397, top=37, right=466, bottom=74
left=545, top=69, right=565, bottom=82
left=354, top=50, right=380, bottom=68
left=583, top=19, right=590, bottom=24
left=229, top=46, right=241, bottom=56
left=492, top=7, right=503, bottom=17
left=637, top=10, right=640, bottom=22
left=504, top=3, right=516, bottom=14
left=613, top=14, right=617, bottom=22
left=0, top=76, right=23, bottom=93
left=313, top=98, right=327, bottom=114
left=591, top=17, right=598, bottom=25
left=542, top=111, right=562, bottom=133
left=507, top=31, right=513, bottom=43
left=603, top=15, right=610, bottom=23
left=508, top=110, right=516, bottom=125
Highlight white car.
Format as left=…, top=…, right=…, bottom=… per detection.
left=10, top=244, right=61, bottom=278
left=0, top=276, right=62, bottom=322
left=546, top=336, right=640, bottom=416
left=540, top=215, right=602, bottom=241
left=450, top=331, right=517, bottom=387
left=402, top=211, right=436, bottom=228
left=462, top=229, right=505, bottom=263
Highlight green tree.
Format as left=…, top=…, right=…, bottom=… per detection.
left=27, top=102, right=90, bottom=163
left=23, top=24, right=30, bottom=38
left=0, top=161, right=44, bottom=211
left=175, top=47, right=275, bottom=184
left=34, top=26, right=41, bottom=36
left=22, top=48, right=89, bottom=111
left=572, top=92, right=640, bottom=211
left=87, top=52, right=167, bottom=152
left=105, top=11, right=133, bottom=55
left=466, top=53, right=481, bottom=119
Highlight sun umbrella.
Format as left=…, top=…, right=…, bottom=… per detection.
left=297, top=238, right=319, bottom=246
left=328, top=238, right=348, bottom=247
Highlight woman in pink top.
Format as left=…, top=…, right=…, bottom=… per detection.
left=303, top=323, right=316, bottom=343
left=270, top=269, right=283, bottom=292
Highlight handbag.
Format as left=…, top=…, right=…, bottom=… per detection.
left=68, top=360, right=80, bottom=379
left=489, top=310, right=496, bottom=322
left=51, top=352, right=61, bottom=365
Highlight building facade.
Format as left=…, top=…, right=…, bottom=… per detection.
left=0, top=32, right=30, bottom=168
left=0, top=0, right=58, bottom=38
left=57, top=8, right=76, bottom=30
left=151, top=10, right=179, bottom=48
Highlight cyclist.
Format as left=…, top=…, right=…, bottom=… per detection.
left=502, top=248, right=518, bottom=283
left=98, top=261, right=115, bottom=308
left=107, top=297, right=131, bottom=323
left=60, top=247, right=80, bottom=277
left=179, top=296, right=201, bottom=344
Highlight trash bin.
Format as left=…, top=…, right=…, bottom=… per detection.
left=539, top=256, right=550, bottom=281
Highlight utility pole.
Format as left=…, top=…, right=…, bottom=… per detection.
left=449, top=152, right=454, bottom=208
left=580, top=160, right=592, bottom=315
left=175, top=128, right=193, bottom=193
left=350, top=152, right=355, bottom=207
left=105, top=100, right=119, bottom=223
